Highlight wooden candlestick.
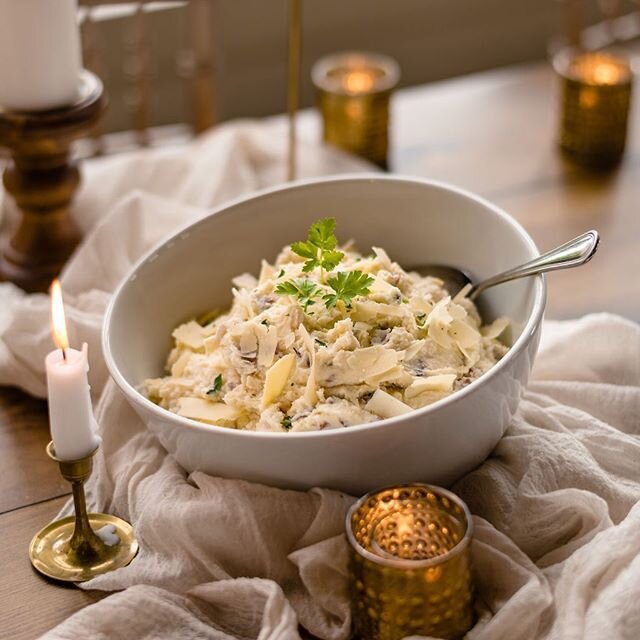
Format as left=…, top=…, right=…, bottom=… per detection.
left=0, top=71, right=105, bottom=293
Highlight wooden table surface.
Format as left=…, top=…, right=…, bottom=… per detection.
left=1, top=60, right=638, bottom=638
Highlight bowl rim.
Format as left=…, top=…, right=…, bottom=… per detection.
left=103, top=173, right=546, bottom=440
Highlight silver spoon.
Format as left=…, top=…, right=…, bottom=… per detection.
left=415, top=230, right=600, bottom=301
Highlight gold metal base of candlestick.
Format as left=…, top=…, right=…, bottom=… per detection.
left=29, top=513, right=138, bottom=583
left=28, top=441, right=138, bottom=583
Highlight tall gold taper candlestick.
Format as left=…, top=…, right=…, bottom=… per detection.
left=29, top=441, right=138, bottom=582
left=287, top=0, right=301, bottom=181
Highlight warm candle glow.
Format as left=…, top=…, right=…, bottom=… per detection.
left=568, top=52, right=631, bottom=86
left=343, top=70, right=375, bottom=94
left=50, top=279, right=69, bottom=352
left=591, top=62, right=621, bottom=85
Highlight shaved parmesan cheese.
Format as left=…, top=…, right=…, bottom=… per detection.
left=453, top=283, right=473, bottom=303
left=410, top=297, right=434, bottom=315
left=450, top=320, right=481, bottom=354
left=365, top=365, right=405, bottom=386
left=258, top=260, right=276, bottom=285
left=403, top=339, right=426, bottom=361
left=449, top=302, right=467, bottom=321
left=318, top=346, right=398, bottom=386
left=482, top=317, right=510, bottom=340
left=204, top=326, right=226, bottom=354
left=202, top=319, right=221, bottom=337
left=351, top=300, right=406, bottom=322
left=172, top=321, right=205, bottom=351
left=298, top=324, right=318, bottom=405
left=232, top=272, right=258, bottom=290
left=231, top=287, right=254, bottom=318
left=170, top=351, right=192, bottom=377
left=372, top=246, right=393, bottom=270
left=369, top=275, right=400, bottom=300
left=262, top=354, right=295, bottom=408
left=405, top=374, right=457, bottom=398
left=177, top=397, right=239, bottom=424
left=428, top=319, right=454, bottom=349
left=257, top=324, right=278, bottom=368
left=239, top=327, right=258, bottom=355
left=450, top=319, right=479, bottom=345
left=365, top=389, right=413, bottom=418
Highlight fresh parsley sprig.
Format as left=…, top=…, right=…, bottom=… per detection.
left=277, top=218, right=374, bottom=312
left=206, top=373, right=223, bottom=397
left=291, top=217, right=344, bottom=283
left=323, top=271, right=374, bottom=309
left=275, top=278, right=321, bottom=312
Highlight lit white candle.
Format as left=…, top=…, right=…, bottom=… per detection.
left=0, top=0, right=82, bottom=111
left=45, top=280, right=99, bottom=461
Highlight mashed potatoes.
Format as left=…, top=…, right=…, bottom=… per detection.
left=145, top=231, right=509, bottom=432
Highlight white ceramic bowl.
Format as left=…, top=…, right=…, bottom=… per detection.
left=103, top=175, right=545, bottom=495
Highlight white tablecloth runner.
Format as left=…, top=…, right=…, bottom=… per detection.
left=0, top=121, right=638, bottom=640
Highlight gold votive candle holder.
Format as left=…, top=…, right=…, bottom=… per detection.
left=346, top=484, right=474, bottom=640
left=312, top=51, right=400, bottom=169
left=554, top=48, right=633, bottom=169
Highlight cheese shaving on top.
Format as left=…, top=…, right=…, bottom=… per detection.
left=144, top=242, right=510, bottom=432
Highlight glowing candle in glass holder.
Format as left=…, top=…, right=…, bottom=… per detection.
left=346, top=484, right=474, bottom=640
left=312, top=52, right=400, bottom=169
left=554, top=48, right=633, bottom=169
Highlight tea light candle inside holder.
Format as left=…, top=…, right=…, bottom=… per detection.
left=312, top=52, right=399, bottom=169
left=346, top=484, right=474, bottom=640
left=554, top=48, right=633, bottom=169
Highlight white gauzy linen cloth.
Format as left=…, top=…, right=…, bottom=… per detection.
left=0, top=121, right=638, bottom=640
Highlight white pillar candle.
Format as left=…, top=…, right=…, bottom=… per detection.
left=0, top=0, right=82, bottom=111
left=45, top=280, right=99, bottom=461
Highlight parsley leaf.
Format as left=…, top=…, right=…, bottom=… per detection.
left=291, top=217, right=344, bottom=279
left=323, top=271, right=374, bottom=309
left=308, top=217, right=337, bottom=249
left=315, top=338, right=327, bottom=347
left=206, top=374, right=223, bottom=396
left=282, top=415, right=293, bottom=430
left=275, top=278, right=321, bottom=312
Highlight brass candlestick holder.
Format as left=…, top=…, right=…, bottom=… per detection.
left=287, top=0, right=301, bottom=181
left=0, top=70, right=105, bottom=293
left=347, top=484, right=474, bottom=640
left=29, top=441, right=137, bottom=583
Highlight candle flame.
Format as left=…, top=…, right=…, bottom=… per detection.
left=592, top=63, right=620, bottom=85
left=343, top=70, right=375, bottom=94
left=50, top=279, right=69, bottom=352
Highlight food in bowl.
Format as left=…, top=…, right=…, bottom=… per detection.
left=144, top=218, right=509, bottom=432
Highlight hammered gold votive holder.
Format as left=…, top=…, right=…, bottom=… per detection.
left=554, top=48, right=633, bottom=169
left=346, top=484, right=474, bottom=640
left=312, top=51, right=399, bottom=169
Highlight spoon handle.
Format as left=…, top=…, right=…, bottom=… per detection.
left=469, top=230, right=600, bottom=300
